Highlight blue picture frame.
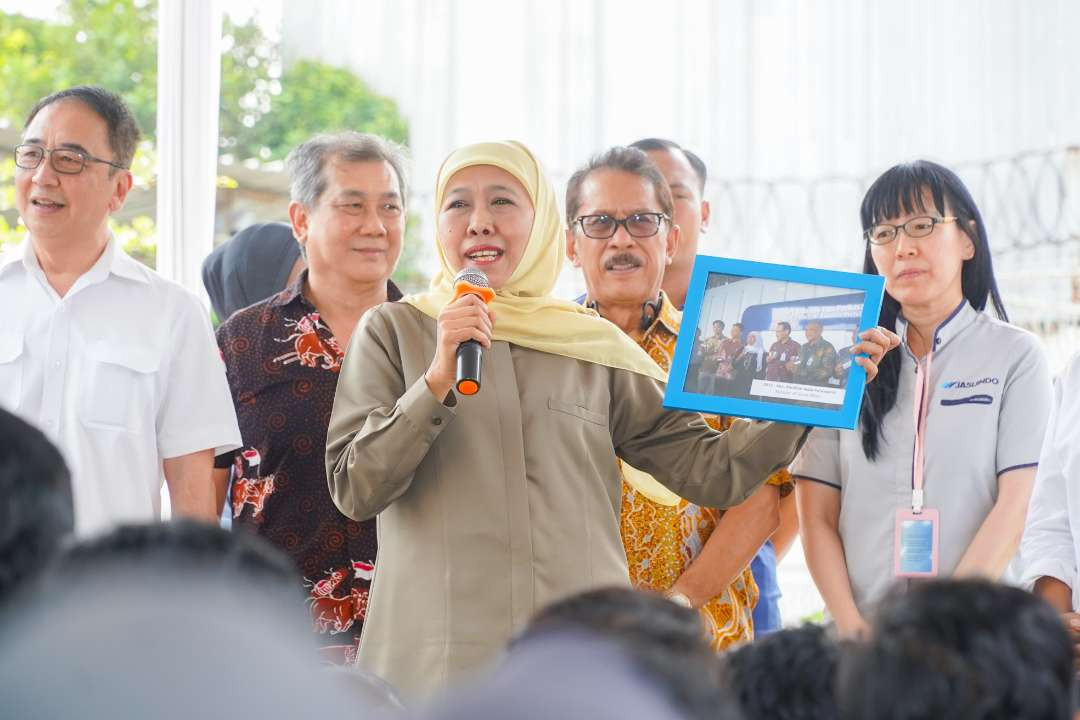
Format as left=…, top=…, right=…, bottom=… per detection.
left=665, top=255, right=886, bottom=429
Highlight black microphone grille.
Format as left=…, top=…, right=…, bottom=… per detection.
left=454, top=268, right=490, bottom=289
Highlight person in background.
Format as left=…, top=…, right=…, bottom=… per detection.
left=0, top=520, right=363, bottom=720
left=510, top=587, right=735, bottom=720
left=735, top=331, right=766, bottom=398
left=633, top=139, right=799, bottom=637
left=1020, top=350, right=1080, bottom=672
left=832, top=329, right=860, bottom=387
left=0, top=85, right=240, bottom=536
left=426, top=633, right=699, bottom=720
left=766, top=321, right=800, bottom=383
left=698, top=319, right=726, bottom=394
left=715, top=322, right=745, bottom=394
left=722, top=624, right=843, bottom=720
left=567, top=146, right=795, bottom=650
left=214, top=132, right=406, bottom=663
left=795, top=160, right=1052, bottom=636
left=629, top=138, right=710, bottom=311
left=201, top=221, right=305, bottom=324
left=0, top=407, right=73, bottom=604
left=201, top=221, right=306, bottom=526
left=838, top=580, right=1073, bottom=720
left=790, top=320, right=836, bottom=387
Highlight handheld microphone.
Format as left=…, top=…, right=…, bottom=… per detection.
left=451, top=268, right=495, bottom=396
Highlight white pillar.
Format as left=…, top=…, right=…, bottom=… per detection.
left=155, top=0, right=222, bottom=296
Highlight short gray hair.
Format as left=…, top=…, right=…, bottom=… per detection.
left=565, top=146, right=673, bottom=226
left=285, top=131, right=409, bottom=208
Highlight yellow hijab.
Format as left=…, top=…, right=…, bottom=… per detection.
left=403, top=140, right=666, bottom=383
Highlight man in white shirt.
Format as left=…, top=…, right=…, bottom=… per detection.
left=1021, top=352, right=1080, bottom=663
left=0, top=85, right=241, bottom=536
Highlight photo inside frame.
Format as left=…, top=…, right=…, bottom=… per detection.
left=684, top=273, right=866, bottom=409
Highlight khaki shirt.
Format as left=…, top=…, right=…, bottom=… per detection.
left=326, top=302, right=807, bottom=698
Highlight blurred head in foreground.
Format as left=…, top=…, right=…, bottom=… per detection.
left=0, top=407, right=73, bottom=603
left=722, top=624, right=842, bottom=720
left=838, top=579, right=1073, bottom=720
left=0, top=520, right=365, bottom=719
left=511, top=586, right=736, bottom=720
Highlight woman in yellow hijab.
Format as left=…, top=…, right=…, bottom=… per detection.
left=326, top=140, right=811, bottom=699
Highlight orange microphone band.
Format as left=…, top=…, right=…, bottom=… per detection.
left=452, top=281, right=496, bottom=304
left=456, top=378, right=480, bottom=395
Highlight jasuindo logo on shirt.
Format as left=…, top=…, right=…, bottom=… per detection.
left=941, top=377, right=1000, bottom=390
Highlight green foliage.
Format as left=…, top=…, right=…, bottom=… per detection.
left=0, top=0, right=158, bottom=134
left=216, top=13, right=280, bottom=160
left=392, top=212, right=429, bottom=295
left=0, top=0, right=420, bottom=283
left=236, top=59, right=410, bottom=161
left=0, top=2, right=409, bottom=161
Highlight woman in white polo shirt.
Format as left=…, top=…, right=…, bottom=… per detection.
left=794, top=160, right=1052, bottom=636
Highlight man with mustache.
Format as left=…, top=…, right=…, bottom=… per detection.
left=0, top=86, right=240, bottom=538
left=633, top=137, right=797, bottom=636
left=565, top=146, right=790, bottom=649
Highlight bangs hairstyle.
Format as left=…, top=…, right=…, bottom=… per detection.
left=859, top=160, right=1006, bottom=460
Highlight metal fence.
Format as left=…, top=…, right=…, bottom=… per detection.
left=693, top=146, right=1080, bottom=372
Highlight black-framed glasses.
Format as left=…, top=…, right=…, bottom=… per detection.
left=14, top=143, right=128, bottom=175
left=574, top=212, right=668, bottom=240
left=864, top=216, right=957, bottom=245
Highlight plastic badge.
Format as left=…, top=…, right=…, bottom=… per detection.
left=893, top=507, right=939, bottom=577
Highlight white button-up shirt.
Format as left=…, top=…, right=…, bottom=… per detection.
left=0, top=236, right=241, bottom=536
left=1021, top=353, right=1080, bottom=609
left=793, top=301, right=1052, bottom=613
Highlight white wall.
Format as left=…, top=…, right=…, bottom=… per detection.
left=281, top=0, right=1080, bottom=300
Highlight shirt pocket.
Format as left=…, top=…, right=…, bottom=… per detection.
left=547, top=396, right=608, bottom=426
left=0, top=331, right=23, bottom=411
left=81, top=341, right=160, bottom=434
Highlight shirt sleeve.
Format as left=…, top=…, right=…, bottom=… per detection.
left=325, top=305, right=456, bottom=522
left=156, top=291, right=242, bottom=459
left=1019, top=360, right=1078, bottom=593
left=610, top=368, right=809, bottom=509
left=790, top=427, right=843, bottom=490
left=996, top=332, right=1053, bottom=475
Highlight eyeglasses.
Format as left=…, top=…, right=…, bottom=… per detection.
left=574, top=212, right=668, bottom=240
left=864, top=216, right=957, bottom=245
left=14, top=143, right=128, bottom=175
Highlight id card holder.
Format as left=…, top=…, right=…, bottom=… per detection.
left=893, top=507, right=939, bottom=578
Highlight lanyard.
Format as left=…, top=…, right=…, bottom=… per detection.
left=910, top=350, right=934, bottom=513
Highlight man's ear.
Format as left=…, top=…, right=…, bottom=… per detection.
left=700, top=199, right=711, bottom=233
left=107, top=170, right=134, bottom=213
left=665, top=223, right=681, bottom=266
left=565, top=227, right=581, bottom=267
left=288, top=201, right=309, bottom=254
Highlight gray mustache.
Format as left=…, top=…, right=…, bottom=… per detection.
left=604, top=253, right=643, bottom=270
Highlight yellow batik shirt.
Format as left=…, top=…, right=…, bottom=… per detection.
left=619, top=293, right=793, bottom=652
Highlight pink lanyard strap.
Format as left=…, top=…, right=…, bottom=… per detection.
left=910, top=350, right=934, bottom=513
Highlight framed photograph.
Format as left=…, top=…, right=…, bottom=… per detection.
left=665, top=256, right=886, bottom=429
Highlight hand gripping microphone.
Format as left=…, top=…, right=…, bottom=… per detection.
left=452, top=268, right=495, bottom=396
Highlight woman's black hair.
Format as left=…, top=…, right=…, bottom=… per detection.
left=859, top=160, right=1007, bottom=460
